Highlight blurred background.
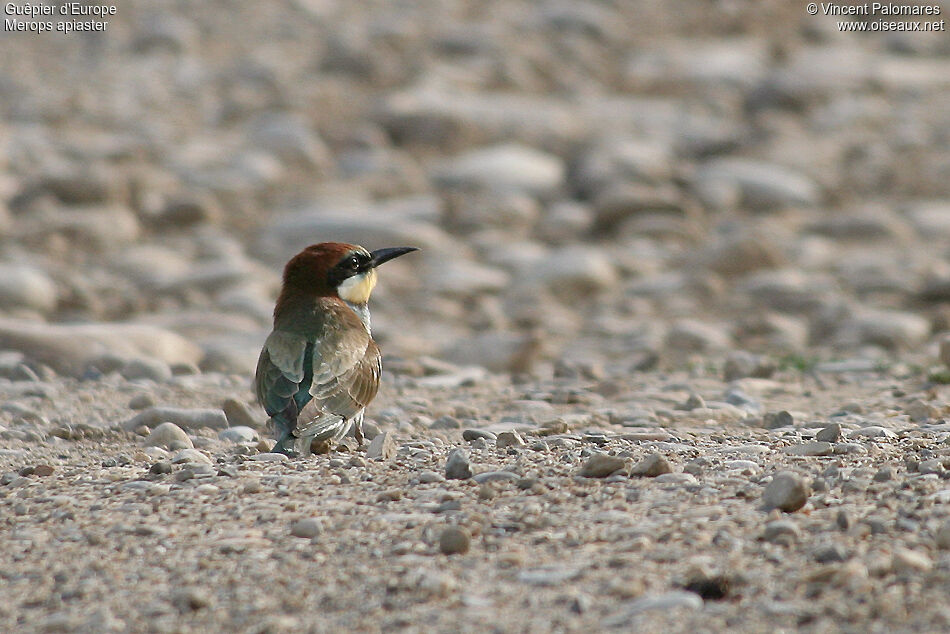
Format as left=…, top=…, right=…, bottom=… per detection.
left=0, top=0, right=949, bottom=381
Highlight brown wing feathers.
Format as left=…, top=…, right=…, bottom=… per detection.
left=296, top=339, right=380, bottom=436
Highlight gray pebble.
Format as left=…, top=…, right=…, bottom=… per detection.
left=143, top=422, right=193, bottom=451
left=445, top=449, right=473, bottom=480
left=472, top=471, right=520, bottom=484
left=762, top=411, right=794, bottom=429
left=815, top=423, right=842, bottom=442
left=149, top=461, right=173, bottom=475
left=218, top=426, right=259, bottom=443
left=763, top=471, right=810, bottom=512
left=418, top=471, right=443, bottom=484
left=172, top=449, right=211, bottom=464
left=580, top=452, right=628, bottom=478
left=120, top=358, right=173, bottom=382
left=250, top=453, right=289, bottom=463
left=603, top=591, right=703, bottom=627
left=439, top=526, right=471, bottom=555
left=462, top=429, right=496, bottom=442
left=124, top=407, right=229, bottom=431
left=935, top=520, right=950, bottom=549
left=290, top=518, right=322, bottom=539
left=873, top=466, right=896, bottom=482
left=0, top=264, right=58, bottom=314
left=783, top=441, right=833, bottom=457
left=430, top=415, right=462, bottom=430
left=221, top=398, right=261, bottom=429
left=813, top=543, right=849, bottom=562
left=630, top=453, right=673, bottom=477
left=434, top=143, right=564, bottom=197
left=366, top=431, right=397, bottom=460
left=848, top=426, right=897, bottom=440
left=763, top=519, right=800, bottom=544
left=128, top=393, right=156, bottom=410
left=496, top=431, right=526, bottom=449
left=891, top=548, right=932, bottom=573
left=918, top=459, right=944, bottom=475
left=723, top=388, right=763, bottom=415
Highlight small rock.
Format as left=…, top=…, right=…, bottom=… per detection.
left=906, top=399, right=938, bottom=423
left=654, top=473, right=696, bottom=485
left=848, top=426, right=897, bottom=440
left=439, top=332, right=540, bottom=374
left=603, top=591, right=703, bottom=627
left=290, top=518, right=322, bottom=539
left=524, top=246, right=619, bottom=298
left=472, top=471, right=521, bottom=484
left=366, top=432, right=397, bottom=460
left=445, top=449, right=473, bottom=480
left=815, top=423, right=842, bottom=442
left=891, top=548, right=932, bottom=573
left=246, top=113, right=331, bottom=169
left=143, top=422, right=193, bottom=451
left=837, top=309, right=929, bottom=350
left=32, top=464, right=54, bottom=477
left=782, top=441, right=833, bottom=457
left=172, top=588, right=211, bottom=612
left=935, top=520, right=950, bottom=549
left=693, top=157, right=820, bottom=211
left=873, top=466, right=896, bottom=482
left=723, top=351, right=776, bottom=381
left=763, top=471, right=810, bottom=512
left=429, top=415, right=462, bottom=430
left=630, top=453, right=673, bottom=477
left=813, top=543, right=849, bottom=563
left=0, top=319, right=202, bottom=379
left=250, top=453, right=288, bottom=463
left=939, top=335, right=950, bottom=368
left=678, top=393, right=705, bottom=411
left=836, top=510, right=853, bottom=530
left=762, top=411, right=794, bottom=429
left=664, top=319, right=731, bottom=351
left=580, top=452, right=628, bottom=478
left=418, top=471, right=443, bottom=484
left=496, top=431, right=526, bottom=449
left=434, top=143, right=565, bottom=197
left=128, top=393, right=155, bottom=410
left=377, top=489, right=402, bottom=502
left=763, top=519, right=800, bottom=545
left=120, top=358, right=173, bottom=382
left=149, top=461, right=173, bottom=475
left=218, top=426, right=258, bottom=443
left=222, top=398, right=261, bottom=429
left=0, top=264, right=58, bottom=314
left=439, top=526, right=471, bottom=555
left=172, top=448, right=212, bottom=465
left=919, top=459, right=944, bottom=476
left=409, top=568, right=457, bottom=598
left=462, top=429, right=496, bottom=442
left=124, top=407, right=229, bottom=432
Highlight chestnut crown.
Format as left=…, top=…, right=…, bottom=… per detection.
left=280, top=242, right=418, bottom=302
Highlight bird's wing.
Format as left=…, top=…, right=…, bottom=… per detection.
left=254, top=330, right=309, bottom=417
left=295, top=334, right=382, bottom=439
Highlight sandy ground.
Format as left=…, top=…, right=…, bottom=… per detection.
left=2, top=0, right=950, bottom=631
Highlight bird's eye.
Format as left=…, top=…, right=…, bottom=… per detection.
left=350, top=256, right=360, bottom=268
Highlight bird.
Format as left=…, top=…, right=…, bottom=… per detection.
left=255, top=242, right=418, bottom=456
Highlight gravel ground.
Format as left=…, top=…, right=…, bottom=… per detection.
left=2, top=0, right=950, bottom=632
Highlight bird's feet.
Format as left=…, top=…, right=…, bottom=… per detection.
left=272, top=434, right=298, bottom=457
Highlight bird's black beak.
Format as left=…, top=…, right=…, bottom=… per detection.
left=370, top=247, right=419, bottom=268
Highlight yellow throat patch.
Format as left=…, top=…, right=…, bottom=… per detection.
left=337, top=269, right=377, bottom=304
